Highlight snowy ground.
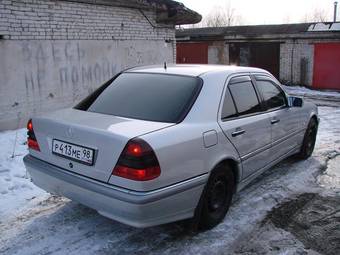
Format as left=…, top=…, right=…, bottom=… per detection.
left=282, top=85, right=340, bottom=107
left=0, top=89, right=340, bottom=255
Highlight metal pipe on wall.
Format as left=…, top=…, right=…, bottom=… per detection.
left=334, top=1, right=338, bottom=22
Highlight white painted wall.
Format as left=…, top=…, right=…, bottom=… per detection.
left=0, top=0, right=176, bottom=130
left=0, top=40, right=174, bottom=130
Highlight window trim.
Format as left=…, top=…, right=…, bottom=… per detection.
left=221, top=75, right=265, bottom=121
left=253, top=75, right=288, bottom=113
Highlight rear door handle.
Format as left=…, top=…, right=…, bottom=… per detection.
left=271, top=118, right=280, bottom=124
left=231, top=129, right=245, bottom=137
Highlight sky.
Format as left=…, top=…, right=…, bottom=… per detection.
left=177, top=0, right=336, bottom=25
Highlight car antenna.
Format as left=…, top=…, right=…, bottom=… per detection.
left=164, top=61, right=167, bottom=70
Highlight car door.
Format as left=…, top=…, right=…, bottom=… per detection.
left=253, top=75, right=302, bottom=161
left=218, top=75, right=272, bottom=179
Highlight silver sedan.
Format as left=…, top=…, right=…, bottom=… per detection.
left=24, top=65, right=319, bottom=229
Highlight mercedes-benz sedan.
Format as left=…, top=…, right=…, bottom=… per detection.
left=24, top=65, right=318, bottom=229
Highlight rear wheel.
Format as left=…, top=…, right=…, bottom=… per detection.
left=298, top=118, right=318, bottom=159
left=197, top=165, right=234, bottom=230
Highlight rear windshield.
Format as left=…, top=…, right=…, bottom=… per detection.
left=75, top=73, right=202, bottom=123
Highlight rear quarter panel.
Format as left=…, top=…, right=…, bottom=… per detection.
left=293, top=100, right=318, bottom=131
left=120, top=123, right=241, bottom=191
left=303, top=101, right=318, bottom=126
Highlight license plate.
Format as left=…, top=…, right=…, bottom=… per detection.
left=52, top=139, right=94, bottom=165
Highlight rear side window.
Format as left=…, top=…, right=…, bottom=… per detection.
left=221, top=88, right=237, bottom=119
left=229, top=81, right=261, bottom=117
left=256, top=80, right=286, bottom=110
left=77, top=73, right=201, bottom=123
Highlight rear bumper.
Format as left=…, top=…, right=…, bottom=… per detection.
left=23, top=155, right=207, bottom=228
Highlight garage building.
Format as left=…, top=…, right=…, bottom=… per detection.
left=176, top=22, right=340, bottom=90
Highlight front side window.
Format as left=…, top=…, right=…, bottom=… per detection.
left=256, top=80, right=286, bottom=110
left=229, top=81, right=261, bottom=117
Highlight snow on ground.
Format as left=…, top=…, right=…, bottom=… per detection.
left=318, top=155, right=340, bottom=190
left=282, top=85, right=340, bottom=100
left=282, top=85, right=340, bottom=107
left=0, top=91, right=340, bottom=254
left=0, top=129, right=47, bottom=220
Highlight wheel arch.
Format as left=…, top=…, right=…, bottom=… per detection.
left=211, top=157, right=241, bottom=194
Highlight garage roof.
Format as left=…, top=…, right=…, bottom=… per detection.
left=176, top=22, right=340, bottom=40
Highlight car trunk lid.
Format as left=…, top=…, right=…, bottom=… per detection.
left=30, top=108, right=174, bottom=183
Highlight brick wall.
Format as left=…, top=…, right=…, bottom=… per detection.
left=280, top=40, right=314, bottom=86
left=0, top=0, right=177, bottom=130
left=0, top=0, right=175, bottom=41
left=279, top=39, right=340, bottom=86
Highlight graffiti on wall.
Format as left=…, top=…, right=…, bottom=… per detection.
left=0, top=40, right=173, bottom=129
left=21, top=42, right=118, bottom=100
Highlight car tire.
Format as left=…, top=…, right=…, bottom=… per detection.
left=298, top=118, right=318, bottom=159
left=197, top=165, right=234, bottom=230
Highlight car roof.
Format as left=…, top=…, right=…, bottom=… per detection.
left=125, top=64, right=267, bottom=77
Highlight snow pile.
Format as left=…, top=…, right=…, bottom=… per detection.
left=315, top=107, right=340, bottom=191
left=332, top=23, right=340, bottom=30
left=318, top=155, right=340, bottom=190
left=282, top=85, right=340, bottom=100
left=307, top=22, right=340, bottom=31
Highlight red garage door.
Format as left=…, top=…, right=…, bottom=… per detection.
left=313, top=43, right=340, bottom=90
left=176, top=42, right=208, bottom=64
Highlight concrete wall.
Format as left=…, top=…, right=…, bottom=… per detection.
left=208, top=41, right=229, bottom=64
left=0, top=0, right=176, bottom=130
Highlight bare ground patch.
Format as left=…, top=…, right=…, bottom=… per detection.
left=233, top=193, right=340, bottom=255
left=265, top=193, right=340, bottom=255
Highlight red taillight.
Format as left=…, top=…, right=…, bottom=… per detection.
left=126, top=142, right=143, bottom=157
left=112, top=138, right=161, bottom=181
left=113, top=165, right=160, bottom=181
left=28, top=138, right=40, bottom=151
left=27, top=119, right=40, bottom=151
left=27, top=120, right=33, bottom=132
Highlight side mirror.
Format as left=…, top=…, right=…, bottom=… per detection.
left=288, top=96, right=303, bottom=107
